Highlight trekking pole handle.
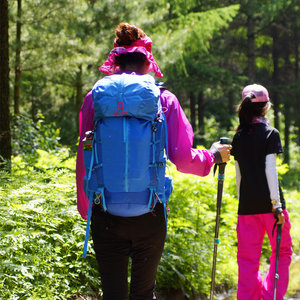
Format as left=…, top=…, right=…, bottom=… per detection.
left=212, top=137, right=231, bottom=175
left=220, top=137, right=230, bottom=145
left=215, top=137, right=230, bottom=175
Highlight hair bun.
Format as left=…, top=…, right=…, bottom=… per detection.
left=115, top=23, right=145, bottom=46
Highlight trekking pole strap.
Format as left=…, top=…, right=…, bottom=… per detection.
left=162, top=114, right=169, bottom=160
left=163, top=201, right=169, bottom=256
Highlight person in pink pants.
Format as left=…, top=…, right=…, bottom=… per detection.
left=231, top=84, right=293, bottom=300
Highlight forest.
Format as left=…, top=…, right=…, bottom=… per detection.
left=0, top=0, right=299, bottom=299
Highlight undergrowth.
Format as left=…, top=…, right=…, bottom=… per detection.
left=0, top=149, right=299, bottom=299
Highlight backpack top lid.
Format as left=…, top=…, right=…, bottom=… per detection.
left=92, top=73, right=161, bottom=121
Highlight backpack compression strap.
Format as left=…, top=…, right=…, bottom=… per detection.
left=82, top=126, right=106, bottom=257
left=82, top=131, right=96, bottom=257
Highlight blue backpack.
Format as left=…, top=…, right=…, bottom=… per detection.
left=82, top=73, right=172, bottom=256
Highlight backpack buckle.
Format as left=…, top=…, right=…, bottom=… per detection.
left=94, top=192, right=102, bottom=205
left=83, top=131, right=94, bottom=151
left=152, top=123, right=157, bottom=132
left=94, top=187, right=107, bottom=212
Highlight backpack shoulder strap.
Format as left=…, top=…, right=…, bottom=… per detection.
left=156, top=82, right=169, bottom=160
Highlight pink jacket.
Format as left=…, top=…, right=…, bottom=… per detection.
left=76, top=88, right=215, bottom=220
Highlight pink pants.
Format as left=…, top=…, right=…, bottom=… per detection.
left=237, top=210, right=292, bottom=300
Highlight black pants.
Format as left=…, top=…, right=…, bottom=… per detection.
left=91, top=203, right=166, bottom=300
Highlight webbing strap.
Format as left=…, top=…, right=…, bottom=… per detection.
left=83, top=126, right=103, bottom=257
left=94, top=130, right=99, bottom=165
left=148, top=187, right=155, bottom=210
left=87, top=148, right=94, bottom=181
left=82, top=193, right=93, bottom=257
left=82, top=187, right=106, bottom=257
left=162, top=114, right=169, bottom=160
left=163, top=201, right=169, bottom=256
left=92, top=163, right=102, bottom=172
left=124, top=118, right=129, bottom=192
left=83, top=127, right=96, bottom=257
left=147, top=120, right=159, bottom=212
left=99, top=187, right=107, bottom=211
left=152, top=121, right=156, bottom=165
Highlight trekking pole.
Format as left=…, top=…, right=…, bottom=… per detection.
left=273, top=224, right=282, bottom=300
left=209, top=137, right=230, bottom=300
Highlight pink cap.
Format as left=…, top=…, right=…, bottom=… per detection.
left=99, top=35, right=163, bottom=78
left=242, top=84, right=270, bottom=102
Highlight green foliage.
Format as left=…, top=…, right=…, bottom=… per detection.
left=11, top=113, right=61, bottom=162
left=0, top=147, right=299, bottom=299
left=257, top=0, right=298, bottom=30
left=157, top=161, right=239, bottom=298
left=7, top=0, right=300, bottom=150
left=150, top=4, right=240, bottom=78
left=0, top=150, right=100, bottom=299
left=4, top=2, right=300, bottom=296
left=286, top=188, right=300, bottom=266
left=157, top=157, right=300, bottom=299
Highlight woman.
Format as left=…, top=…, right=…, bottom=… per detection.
left=231, top=84, right=293, bottom=300
left=76, top=23, right=231, bottom=300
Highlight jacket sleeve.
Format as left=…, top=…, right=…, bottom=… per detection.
left=160, top=89, right=215, bottom=176
left=76, top=91, right=94, bottom=220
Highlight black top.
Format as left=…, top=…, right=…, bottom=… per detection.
left=231, top=123, right=285, bottom=215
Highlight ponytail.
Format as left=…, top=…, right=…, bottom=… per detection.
left=237, top=94, right=269, bottom=132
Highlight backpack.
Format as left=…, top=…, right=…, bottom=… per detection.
left=82, top=73, right=172, bottom=257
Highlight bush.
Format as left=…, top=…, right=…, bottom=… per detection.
left=157, top=156, right=300, bottom=299
left=0, top=149, right=299, bottom=299
left=0, top=149, right=100, bottom=299
left=157, top=161, right=239, bottom=298
left=11, top=113, right=61, bottom=163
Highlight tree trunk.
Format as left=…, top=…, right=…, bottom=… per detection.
left=295, top=31, right=299, bottom=80
left=294, top=26, right=299, bottom=146
left=189, top=92, right=196, bottom=131
left=228, top=89, right=234, bottom=130
left=0, top=0, right=12, bottom=170
left=31, top=82, right=37, bottom=122
left=284, top=107, right=290, bottom=164
left=14, top=0, right=22, bottom=115
left=271, top=25, right=280, bottom=131
left=197, top=91, right=204, bottom=145
left=282, top=23, right=292, bottom=164
left=75, top=64, right=83, bottom=134
left=31, top=97, right=37, bottom=122
left=247, top=13, right=256, bottom=81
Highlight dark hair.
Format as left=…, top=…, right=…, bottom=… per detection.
left=237, top=96, right=269, bottom=131
left=115, top=52, right=148, bottom=71
left=114, top=23, right=148, bottom=72
left=115, top=23, right=145, bottom=46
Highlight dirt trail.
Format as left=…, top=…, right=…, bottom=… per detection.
left=286, top=253, right=300, bottom=299
left=215, top=252, right=300, bottom=300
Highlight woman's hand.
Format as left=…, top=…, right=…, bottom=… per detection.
left=210, top=142, right=232, bottom=164
left=273, top=208, right=285, bottom=229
